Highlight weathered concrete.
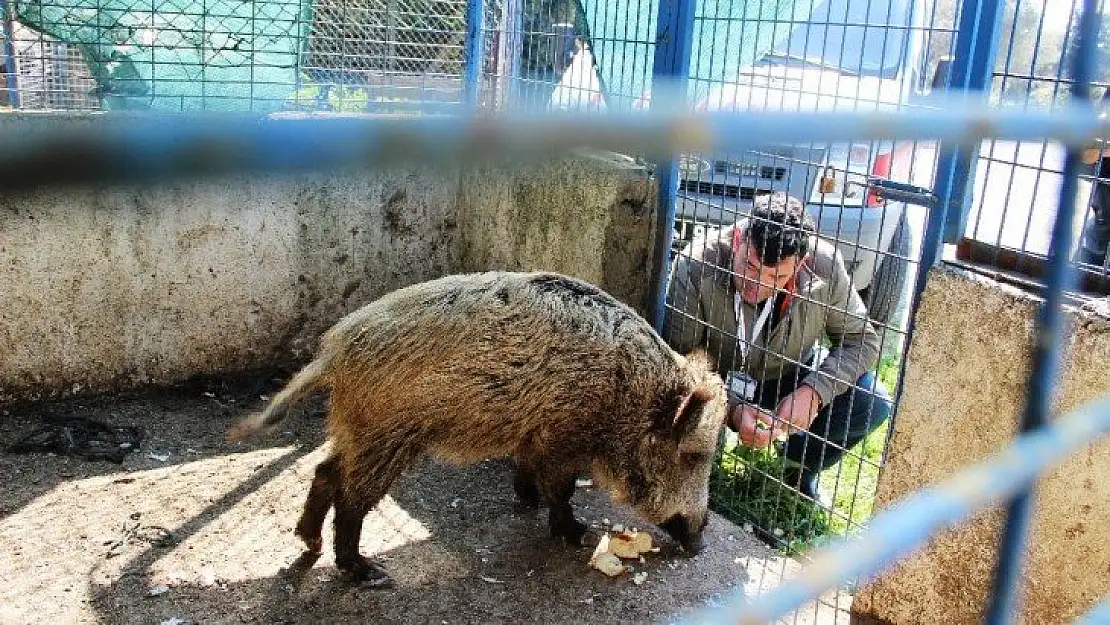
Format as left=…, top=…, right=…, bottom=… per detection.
left=852, top=267, right=1110, bottom=625
left=0, top=169, right=461, bottom=404
left=0, top=118, right=657, bottom=404
left=456, top=149, right=657, bottom=315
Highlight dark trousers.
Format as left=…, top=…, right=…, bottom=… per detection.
left=755, top=371, right=892, bottom=474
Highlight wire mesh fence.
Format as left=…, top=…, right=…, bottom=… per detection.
left=475, top=0, right=960, bottom=620
left=1, top=19, right=98, bottom=110
left=957, top=0, right=1110, bottom=295
left=0, top=0, right=1105, bottom=620
left=0, top=1, right=973, bottom=623
left=0, top=0, right=505, bottom=112
left=656, top=7, right=954, bottom=623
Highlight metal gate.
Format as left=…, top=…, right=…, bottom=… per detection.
left=958, top=0, right=1110, bottom=293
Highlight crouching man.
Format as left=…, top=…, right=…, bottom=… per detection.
left=662, top=192, right=892, bottom=504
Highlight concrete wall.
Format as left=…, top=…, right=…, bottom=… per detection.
left=852, top=267, right=1110, bottom=625
left=0, top=130, right=657, bottom=404
left=456, top=149, right=657, bottom=313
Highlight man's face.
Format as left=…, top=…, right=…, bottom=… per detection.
left=732, top=234, right=800, bottom=305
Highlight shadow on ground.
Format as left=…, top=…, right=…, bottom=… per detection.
left=0, top=376, right=849, bottom=624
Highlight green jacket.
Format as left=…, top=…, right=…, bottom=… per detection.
left=662, top=222, right=881, bottom=407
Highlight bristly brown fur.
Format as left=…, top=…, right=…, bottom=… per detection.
left=227, top=271, right=728, bottom=585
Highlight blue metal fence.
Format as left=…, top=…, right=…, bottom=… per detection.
left=647, top=0, right=696, bottom=332
left=1074, top=597, right=1110, bottom=625
left=1, top=0, right=1107, bottom=621
left=464, top=0, right=486, bottom=107
left=985, top=0, right=1100, bottom=620
left=929, top=0, right=1007, bottom=269
left=954, top=0, right=1110, bottom=294
left=0, top=102, right=1106, bottom=623
left=681, top=391, right=1110, bottom=624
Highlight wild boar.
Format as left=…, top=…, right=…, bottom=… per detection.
left=227, top=271, right=727, bottom=585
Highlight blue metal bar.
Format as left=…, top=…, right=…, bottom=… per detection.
left=503, top=0, right=522, bottom=110
left=647, top=0, right=697, bottom=332
left=677, top=392, right=1110, bottom=625
left=1072, top=597, right=1110, bottom=625
left=927, top=0, right=1006, bottom=267
left=464, top=0, right=485, bottom=109
left=983, top=0, right=1101, bottom=621
left=0, top=0, right=18, bottom=109
left=0, top=105, right=1105, bottom=192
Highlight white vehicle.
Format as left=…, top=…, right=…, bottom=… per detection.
left=675, top=0, right=937, bottom=326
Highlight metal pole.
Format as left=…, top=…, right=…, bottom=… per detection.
left=983, top=0, right=1101, bottom=623
left=920, top=0, right=1006, bottom=275
left=647, top=0, right=696, bottom=332
left=0, top=106, right=1105, bottom=191
left=0, top=0, right=20, bottom=109
left=494, top=0, right=521, bottom=110
left=464, top=0, right=485, bottom=109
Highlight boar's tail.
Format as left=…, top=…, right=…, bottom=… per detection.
left=226, top=352, right=334, bottom=442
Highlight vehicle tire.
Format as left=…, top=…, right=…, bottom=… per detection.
left=860, top=214, right=911, bottom=328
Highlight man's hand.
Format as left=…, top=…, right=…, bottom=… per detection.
left=774, top=384, right=822, bottom=436
left=731, top=404, right=778, bottom=449
left=730, top=384, right=822, bottom=449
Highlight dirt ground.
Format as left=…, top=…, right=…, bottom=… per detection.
left=0, top=374, right=852, bottom=624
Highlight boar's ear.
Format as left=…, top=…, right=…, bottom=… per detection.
left=672, top=384, right=714, bottom=439
left=684, top=348, right=716, bottom=373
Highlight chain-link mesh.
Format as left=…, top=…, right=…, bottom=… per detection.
left=3, top=20, right=99, bottom=110
left=1, top=0, right=501, bottom=112
left=8, top=0, right=312, bottom=111
left=295, top=0, right=470, bottom=112
left=956, top=0, right=1110, bottom=293
left=306, top=0, right=466, bottom=77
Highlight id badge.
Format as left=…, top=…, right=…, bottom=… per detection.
left=725, top=371, right=758, bottom=402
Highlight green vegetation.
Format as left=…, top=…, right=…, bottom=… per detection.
left=709, top=355, right=900, bottom=556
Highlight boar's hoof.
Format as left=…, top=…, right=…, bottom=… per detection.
left=295, top=523, right=323, bottom=554
left=337, top=555, right=395, bottom=589
left=679, top=534, right=707, bottom=556
left=513, top=490, right=542, bottom=511
left=551, top=515, right=598, bottom=547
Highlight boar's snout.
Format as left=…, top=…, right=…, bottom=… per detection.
left=659, top=512, right=709, bottom=555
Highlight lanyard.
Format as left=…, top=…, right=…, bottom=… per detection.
left=734, top=292, right=775, bottom=365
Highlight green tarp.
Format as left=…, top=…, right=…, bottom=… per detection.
left=15, top=0, right=313, bottom=111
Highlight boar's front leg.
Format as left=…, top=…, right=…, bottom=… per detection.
left=536, top=466, right=594, bottom=547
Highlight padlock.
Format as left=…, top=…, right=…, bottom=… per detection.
left=818, top=167, right=837, bottom=194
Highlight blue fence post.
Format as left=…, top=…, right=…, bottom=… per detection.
left=919, top=0, right=1006, bottom=278
left=0, top=0, right=19, bottom=109
left=983, top=0, right=1101, bottom=623
left=1072, top=597, right=1110, bottom=625
left=499, top=0, right=523, bottom=109
left=981, top=1, right=1101, bottom=621
left=647, top=0, right=697, bottom=332
left=464, top=0, right=485, bottom=109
